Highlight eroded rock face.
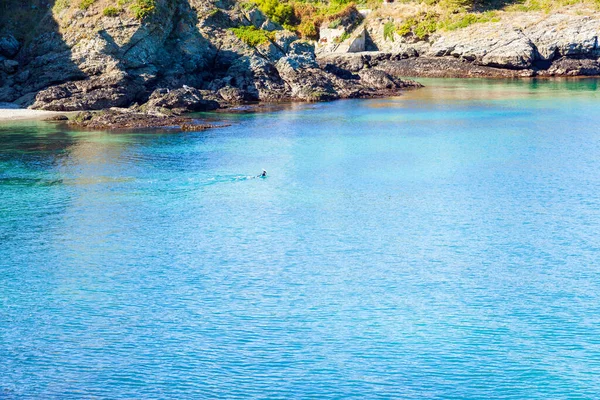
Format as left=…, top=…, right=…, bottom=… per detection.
left=276, top=54, right=339, bottom=101
left=422, top=13, right=600, bottom=70
left=319, top=11, right=600, bottom=76
left=0, top=0, right=421, bottom=115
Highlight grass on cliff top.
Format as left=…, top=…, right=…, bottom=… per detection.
left=79, top=0, right=96, bottom=10
left=383, top=9, right=498, bottom=40
left=378, top=0, right=600, bottom=40
left=230, top=26, right=276, bottom=46
left=52, top=0, right=156, bottom=19
left=504, top=0, right=600, bottom=12
left=246, top=0, right=361, bottom=39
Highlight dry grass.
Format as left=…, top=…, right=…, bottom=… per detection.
left=369, top=0, right=599, bottom=38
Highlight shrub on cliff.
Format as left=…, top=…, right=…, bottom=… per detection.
left=117, top=0, right=156, bottom=20
left=245, top=0, right=360, bottom=40
left=383, top=21, right=395, bottom=41
left=79, top=0, right=95, bottom=10
left=103, top=6, right=121, bottom=16
left=254, top=0, right=295, bottom=25
left=230, top=26, right=275, bottom=46
left=130, top=0, right=156, bottom=19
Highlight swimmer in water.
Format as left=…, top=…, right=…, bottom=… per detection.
left=258, top=169, right=267, bottom=178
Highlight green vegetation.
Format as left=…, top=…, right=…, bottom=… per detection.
left=253, top=0, right=295, bottom=25
left=53, top=0, right=70, bottom=13
left=403, top=0, right=600, bottom=14
left=442, top=11, right=499, bottom=30
left=130, top=0, right=156, bottom=19
left=246, top=0, right=361, bottom=39
left=334, top=31, right=350, bottom=42
left=383, top=21, right=395, bottom=41
left=504, top=0, right=600, bottom=12
left=103, top=6, right=121, bottom=16
left=230, top=26, right=276, bottom=46
left=118, top=0, right=156, bottom=20
left=328, top=17, right=342, bottom=28
left=391, top=9, right=499, bottom=39
left=376, top=0, right=599, bottom=42
left=49, top=0, right=156, bottom=19
left=79, top=0, right=95, bottom=10
left=394, top=12, right=438, bottom=39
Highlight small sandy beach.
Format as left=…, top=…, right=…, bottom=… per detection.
left=0, top=106, right=65, bottom=122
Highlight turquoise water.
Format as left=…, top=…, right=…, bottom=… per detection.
left=2, top=79, right=600, bottom=398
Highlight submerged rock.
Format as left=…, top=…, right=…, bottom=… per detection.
left=68, top=108, right=227, bottom=131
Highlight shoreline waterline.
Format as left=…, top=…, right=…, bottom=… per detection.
left=0, top=107, right=69, bottom=122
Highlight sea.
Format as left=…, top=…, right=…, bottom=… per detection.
left=2, top=78, right=600, bottom=398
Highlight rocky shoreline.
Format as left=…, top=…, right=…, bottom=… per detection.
left=2, top=1, right=600, bottom=130
left=0, top=0, right=422, bottom=131
left=319, top=53, right=600, bottom=79
left=317, top=9, right=600, bottom=79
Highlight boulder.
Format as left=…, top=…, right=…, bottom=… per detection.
left=276, top=55, right=339, bottom=101
left=218, top=86, right=249, bottom=104
left=0, top=34, right=20, bottom=58
left=226, top=55, right=288, bottom=101
left=544, top=57, right=600, bottom=76
left=358, top=69, right=404, bottom=90
left=1, top=59, right=19, bottom=74
left=31, top=72, right=145, bottom=111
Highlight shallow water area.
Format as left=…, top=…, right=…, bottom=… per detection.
left=2, top=78, right=600, bottom=398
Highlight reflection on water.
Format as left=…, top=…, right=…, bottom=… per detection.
left=398, top=77, right=600, bottom=102
left=2, top=79, right=600, bottom=399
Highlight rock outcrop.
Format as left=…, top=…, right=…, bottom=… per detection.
left=0, top=0, right=419, bottom=118
left=67, top=108, right=230, bottom=130
left=317, top=10, right=600, bottom=77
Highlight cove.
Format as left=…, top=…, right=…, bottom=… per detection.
left=2, top=78, right=600, bottom=398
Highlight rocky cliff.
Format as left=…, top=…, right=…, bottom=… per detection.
left=0, top=0, right=419, bottom=114
left=317, top=6, right=600, bottom=78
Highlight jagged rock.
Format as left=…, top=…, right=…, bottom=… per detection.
left=276, top=55, right=339, bottom=101
left=143, top=87, right=220, bottom=113
left=289, top=40, right=315, bottom=56
left=274, top=31, right=300, bottom=53
left=31, top=72, right=145, bottom=111
left=0, top=34, right=20, bottom=58
left=358, top=69, right=405, bottom=90
left=543, top=57, right=600, bottom=76
left=319, top=10, right=600, bottom=76
left=0, top=0, right=421, bottom=110
left=428, top=25, right=537, bottom=69
left=44, top=115, right=69, bottom=121
left=218, top=86, right=249, bottom=103
left=226, top=55, right=288, bottom=101
left=319, top=53, right=367, bottom=72
left=180, top=123, right=229, bottom=131
left=1, top=59, right=19, bottom=74
left=246, top=8, right=267, bottom=28
left=261, top=20, right=281, bottom=32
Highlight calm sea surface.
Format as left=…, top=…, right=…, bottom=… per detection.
left=2, top=79, right=600, bottom=398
